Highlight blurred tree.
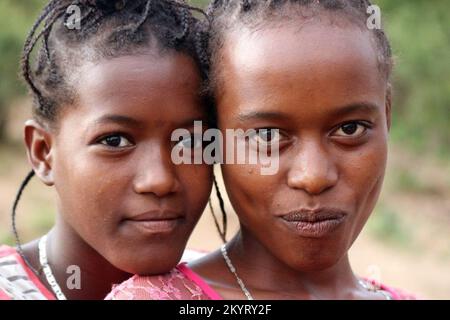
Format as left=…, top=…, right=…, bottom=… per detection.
left=190, top=0, right=208, bottom=7
left=377, top=0, right=450, bottom=156
left=0, top=0, right=46, bottom=141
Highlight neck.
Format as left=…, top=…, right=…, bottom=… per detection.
left=228, top=229, right=359, bottom=299
left=33, top=218, right=130, bottom=300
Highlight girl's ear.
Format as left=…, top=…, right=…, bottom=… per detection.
left=24, top=120, right=55, bottom=186
left=386, top=84, right=392, bottom=132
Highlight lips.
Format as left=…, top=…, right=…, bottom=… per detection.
left=128, top=211, right=182, bottom=222
left=123, top=210, right=184, bottom=235
left=279, top=208, right=347, bottom=238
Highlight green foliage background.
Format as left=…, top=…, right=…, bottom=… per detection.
left=0, top=0, right=448, bottom=156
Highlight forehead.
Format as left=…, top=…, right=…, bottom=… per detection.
left=77, top=53, right=200, bottom=102
left=56, top=52, right=205, bottom=129
left=217, top=23, right=386, bottom=115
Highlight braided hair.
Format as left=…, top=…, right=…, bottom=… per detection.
left=22, top=0, right=209, bottom=125
left=205, top=0, right=393, bottom=92
left=13, top=0, right=209, bottom=270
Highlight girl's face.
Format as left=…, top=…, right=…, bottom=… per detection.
left=48, top=53, right=212, bottom=275
left=216, top=23, right=391, bottom=271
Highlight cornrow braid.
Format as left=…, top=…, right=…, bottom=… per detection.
left=209, top=174, right=228, bottom=243
left=11, top=170, right=39, bottom=275
left=205, top=0, right=393, bottom=95
left=21, top=1, right=67, bottom=115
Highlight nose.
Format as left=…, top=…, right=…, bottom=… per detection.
left=287, top=140, right=338, bottom=195
left=133, top=146, right=180, bottom=197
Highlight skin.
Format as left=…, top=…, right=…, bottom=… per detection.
left=22, top=51, right=213, bottom=300
left=191, top=21, right=392, bottom=300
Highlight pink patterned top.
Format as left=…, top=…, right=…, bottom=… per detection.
left=105, top=264, right=416, bottom=300
left=106, top=264, right=222, bottom=300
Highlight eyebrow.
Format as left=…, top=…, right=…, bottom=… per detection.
left=237, top=111, right=290, bottom=122
left=92, top=114, right=209, bottom=131
left=329, top=102, right=380, bottom=118
left=236, top=102, right=380, bottom=122
left=92, top=114, right=144, bottom=128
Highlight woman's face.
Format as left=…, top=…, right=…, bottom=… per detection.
left=50, top=53, right=212, bottom=275
left=216, top=23, right=390, bottom=271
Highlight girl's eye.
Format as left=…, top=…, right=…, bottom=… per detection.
left=99, top=134, right=133, bottom=148
left=251, top=129, right=282, bottom=145
left=177, top=134, right=203, bottom=149
left=333, top=122, right=368, bottom=138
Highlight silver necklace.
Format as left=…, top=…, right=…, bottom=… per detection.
left=221, top=244, right=254, bottom=300
left=221, top=244, right=392, bottom=300
left=38, top=235, right=67, bottom=300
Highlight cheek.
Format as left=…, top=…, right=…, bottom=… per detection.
left=343, top=139, right=387, bottom=199
left=178, top=164, right=213, bottom=217
left=52, top=145, right=132, bottom=226
left=339, top=138, right=388, bottom=232
left=221, top=163, right=278, bottom=221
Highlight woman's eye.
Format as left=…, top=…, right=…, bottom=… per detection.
left=334, top=122, right=368, bottom=137
left=177, top=134, right=203, bottom=149
left=252, top=129, right=282, bottom=145
left=99, top=134, right=133, bottom=148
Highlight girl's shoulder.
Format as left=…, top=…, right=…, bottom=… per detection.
left=363, top=278, right=419, bottom=300
left=105, top=263, right=222, bottom=300
left=0, top=245, right=54, bottom=300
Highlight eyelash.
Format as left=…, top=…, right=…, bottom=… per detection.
left=94, top=133, right=135, bottom=149
left=249, top=121, right=371, bottom=148
left=332, top=121, right=372, bottom=138
left=248, top=128, right=292, bottom=151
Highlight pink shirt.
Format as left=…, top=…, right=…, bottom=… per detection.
left=106, top=264, right=222, bottom=300
left=105, top=263, right=416, bottom=300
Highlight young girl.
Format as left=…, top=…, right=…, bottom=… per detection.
left=0, top=0, right=214, bottom=300
left=106, top=0, right=416, bottom=300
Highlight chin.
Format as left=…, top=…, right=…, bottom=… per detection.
left=283, top=247, right=345, bottom=273
left=112, top=247, right=184, bottom=276
left=294, top=257, right=341, bottom=273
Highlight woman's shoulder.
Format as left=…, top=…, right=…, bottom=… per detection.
left=105, top=264, right=220, bottom=300
left=0, top=245, right=54, bottom=300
